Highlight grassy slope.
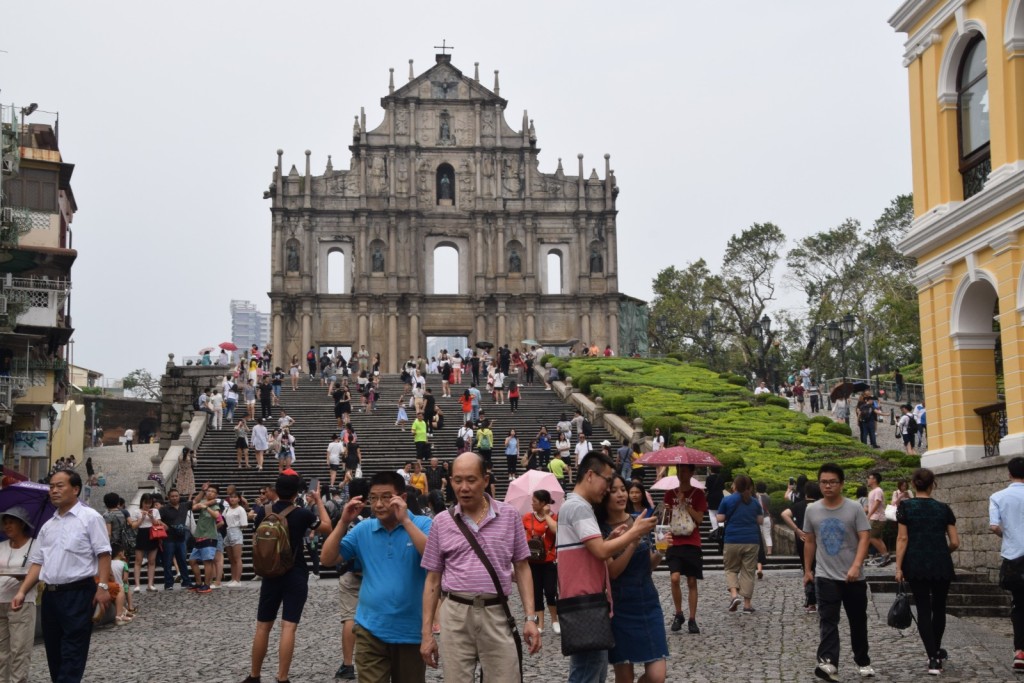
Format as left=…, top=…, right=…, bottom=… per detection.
left=549, top=356, right=916, bottom=501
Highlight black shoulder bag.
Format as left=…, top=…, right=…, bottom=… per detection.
left=449, top=510, right=523, bottom=683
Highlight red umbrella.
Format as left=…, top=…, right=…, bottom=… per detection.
left=219, top=342, right=239, bottom=351
left=639, top=446, right=721, bottom=468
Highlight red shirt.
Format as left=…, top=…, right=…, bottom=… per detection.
left=664, top=487, right=708, bottom=547
left=522, top=512, right=557, bottom=563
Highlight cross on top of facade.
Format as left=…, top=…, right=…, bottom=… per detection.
left=434, top=39, right=454, bottom=55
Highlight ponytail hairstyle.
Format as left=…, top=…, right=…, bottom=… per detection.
left=733, top=474, right=753, bottom=504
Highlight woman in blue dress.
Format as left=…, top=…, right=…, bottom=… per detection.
left=597, top=474, right=668, bottom=683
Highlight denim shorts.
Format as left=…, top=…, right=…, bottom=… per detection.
left=224, top=527, right=244, bottom=547
left=190, top=546, right=216, bottom=562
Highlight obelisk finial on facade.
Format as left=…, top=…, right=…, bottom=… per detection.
left=408, top=59, right=414, bottom=81
left=474, top=62, right=479, bottom=81
left=389, top=68, right=395, bottom=94
left=494, top=70, right=500, bottom=96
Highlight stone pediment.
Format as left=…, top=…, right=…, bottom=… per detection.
left=388, top=57, right=506, bottom=106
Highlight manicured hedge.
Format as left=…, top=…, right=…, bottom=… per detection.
left=555, top=357, right=913, bottom=501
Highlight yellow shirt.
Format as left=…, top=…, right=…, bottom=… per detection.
left=410, top=472, right=427, bottom=495
left=549, top=458, right=568, bottom=481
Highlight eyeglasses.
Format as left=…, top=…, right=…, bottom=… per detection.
left=368, top=494, right=394, bottom=504
left=818, top=480, right=842, bottom=487
left=591, top=471, right=615, bottom=487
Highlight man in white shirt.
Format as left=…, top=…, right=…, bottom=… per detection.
left=12, top=471, right=113, bottom=682
left=754, top=381, right=771, bottom=395
left=124, top=428, right=135, bottom=453
left=574, top=434, right=592, bottom=467
left=209, top=390, right=224, bottom=431
left=326, top=434, right=346, bottom=489
left=396, top=462, right=413, bottom=487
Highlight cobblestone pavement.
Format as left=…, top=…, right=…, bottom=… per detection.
left=23, top=569, right=1016, bottom=682
left=789, top=401, right=927, bottom=455
left=78, top=443, right=158, bottom=511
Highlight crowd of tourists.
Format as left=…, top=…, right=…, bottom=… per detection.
left=3, top=349, right=1023, bottom=683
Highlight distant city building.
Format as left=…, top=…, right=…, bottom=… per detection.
left=231, top=299, right=270, bottom=351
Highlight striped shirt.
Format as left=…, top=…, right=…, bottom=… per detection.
left=555, top=493, right=607, bottom=599
left=421, top=495, right=529, bottom=594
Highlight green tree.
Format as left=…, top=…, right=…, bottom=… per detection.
left=648, top=259, right=718, bottom=359
left=123, top=368, right=161, bottom=399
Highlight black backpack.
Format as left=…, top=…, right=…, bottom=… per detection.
left=857, top=402, right=875, bottom=423
left=905, top=414, right=918, bottom=435
left=581, top=418, right=593, bottom=437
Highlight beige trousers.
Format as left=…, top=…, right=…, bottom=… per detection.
left=0, top=601, right=37, bottom=683
left=439, top=596, right=519, bottom=683
left=723, top=543, right=759, bottom=599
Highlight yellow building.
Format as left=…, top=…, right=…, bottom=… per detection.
left=891, top=0, right=1024, bottom=466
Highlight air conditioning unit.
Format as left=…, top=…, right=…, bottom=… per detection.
left=0, top=296, right=8, bottom=314
left=1, top=156, right=16, bottom=175
left=0, top=207, right=11, bottom=225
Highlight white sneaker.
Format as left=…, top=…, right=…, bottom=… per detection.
left=552, top=622, right=561, bottom=635
left=132, top=587, right=141, bottom=593
left=815, top=660, right=839, bottom=682
left=858, top=665, right=876, bottom=677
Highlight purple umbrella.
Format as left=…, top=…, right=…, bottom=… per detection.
left=0, top=481, right=56, bottom=540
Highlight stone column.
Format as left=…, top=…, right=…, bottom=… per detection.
left=578, top=216, right=589, bottom=293
left=606, top=215, right=618, bottom=286
left=476, top=304, right=487, bottom=344
left=358, top=304, right=369, bottom=350
left=358, top=215, right=368, bottom=292
left=408, top=299, right=420, bottom=359
left=475, top=217, right=485, bottom=292
left=608, top=310, right=618, bottom=352
left=301, top=312, right=312, bottom=355
left=497, top=299, right=507, bottom=346
left=388, top=305, right=399, bottom=373
left=581, top=312, right=591, bottom=348
left=272, top=313, right=283, bottom=365
left=388, top=149, right=396, bottom=198
left=526, top=307, right=536, bottom=342
left=474, top=104, right=481, bottom=147
left=303, top=217, right=315, bottom=293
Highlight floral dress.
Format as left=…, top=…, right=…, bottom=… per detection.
left=176, top=452, right=195, bottom=496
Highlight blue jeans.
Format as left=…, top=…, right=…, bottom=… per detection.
left=568, top=649, right=608, bottom=683
left=162, top=537, right=193, bottom=588
left=471, top=403, right=480, bottom=423
left=41, top=583, right=94, bottom=682
left=225, top=398, right=236, bottom=421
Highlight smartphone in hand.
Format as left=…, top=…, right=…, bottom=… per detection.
left=309, top=478, right=320, bottom=495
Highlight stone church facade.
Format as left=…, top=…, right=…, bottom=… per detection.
left=266, top=53, right=646, bottom=370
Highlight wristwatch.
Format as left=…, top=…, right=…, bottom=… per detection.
left=525, top=615, right=539, bottom=623
left=97, top=583, right=109, bottom=591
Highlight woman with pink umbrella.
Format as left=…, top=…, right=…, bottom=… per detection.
left=522, top=490, right=560, bottom=634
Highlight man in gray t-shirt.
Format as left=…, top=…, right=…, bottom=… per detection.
left=802, top=463, right=872, bottom=682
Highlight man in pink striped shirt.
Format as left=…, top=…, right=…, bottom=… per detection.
left=420, top=452, right=541, bottom=682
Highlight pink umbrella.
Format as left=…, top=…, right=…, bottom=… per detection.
left=650, top=475, right=705, bottom=491
left=639, top=445, right=721, bottom=468
left=504, top=470, right=565, bottom=514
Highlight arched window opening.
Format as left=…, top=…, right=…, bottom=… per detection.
left=434, top=245, right=459, bottom=294
left=958, top=36, right=990, bottom=199
left=327, top=250, right=345, bottom=294
left=436, top=163, right=455, bottom=205
left=547, top=252, right=563, bottom=294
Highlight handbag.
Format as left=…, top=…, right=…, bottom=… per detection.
left=886, top=580, right=915, bottom=630
left=884, top=504, right=898, bottom=522
left=449, top=511, right=524, bottom=683
left=669, top=503, right=696, bottom=537
left=149, top=524, right=168, bottom=541
left=557, top=593, right=615, bottom=655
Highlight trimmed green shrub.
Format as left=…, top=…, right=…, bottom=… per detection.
left=726, top=375, right=748, bottom=386
left=667, top=352, right=685, bottom=361
left=575, top=374, right=600, bottom=394
left=753, top=393, right=769, bottom=404
left=766, top=396, right=790, bottom=408
left=689, top=360, right=709, bottom=369
left=808, top=415, right=832, bottom=426
left=768, top=491, right=790, bottom=519
left=826, top=422, right=853, bottom=436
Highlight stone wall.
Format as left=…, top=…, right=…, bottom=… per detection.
left=77, top=394, right=161, bottom=447
left=934, top=455, right=1013, bottom=582
left=157, top=355, right=226, bottom=458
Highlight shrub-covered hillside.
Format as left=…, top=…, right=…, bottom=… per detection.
left=548, top=356, right=916, bottom=497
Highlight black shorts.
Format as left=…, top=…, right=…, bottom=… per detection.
left=666, top=544, right=704, bottom=579
left=257, top=566, right=309, bottom=624
left=329, top=463, right=340, bottom=472
left=902, top=433, right=915, bottom=446
left=235, top=437, right=248, bottom=449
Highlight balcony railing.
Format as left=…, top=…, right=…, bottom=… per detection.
left=975, top=402, right=1007, bottom=458
left=0, top=277, right=71, bottom=328
left=0, top=375, right=32, bottom=411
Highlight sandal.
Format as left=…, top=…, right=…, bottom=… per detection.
left=115, top=616, right=132, bottom=626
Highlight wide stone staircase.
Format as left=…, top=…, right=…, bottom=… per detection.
left=151, top=373, right=798, bottom=582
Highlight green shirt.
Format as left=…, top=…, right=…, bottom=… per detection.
left=412, top=419, right=428, bottom=443
left=549, top=458, right=568, bottom=480
left=194, top=501, right=221, bottom=540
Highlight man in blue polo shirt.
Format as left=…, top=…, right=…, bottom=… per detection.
left=321, top=470, right=431, bottom=683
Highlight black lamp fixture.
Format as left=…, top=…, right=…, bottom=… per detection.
left=841, top=312, right=857, bottom=335
left=760, top=314, right=771, bottom=335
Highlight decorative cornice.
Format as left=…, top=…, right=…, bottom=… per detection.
left=891, top=0, right=966, bottom=66
left=951, top=331, right=998, bottom=350
left=912, top=262, right=953, bottom=289
left=899, top=163, right=1024, bottom=260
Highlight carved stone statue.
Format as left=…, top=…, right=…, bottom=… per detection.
left=509, top=248, right=522, bottom=273
left=286, top=242, right=300, bottom=272
left=589, top=248, right=603, bottom=273
left=440, top=118, right=450, bottom=141
left=372, top=246, right=385, bottom=272
left=439, top=174, right=452, bottom=200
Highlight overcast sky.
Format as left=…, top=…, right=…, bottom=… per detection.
left=1, top=1, right=911, bottom=380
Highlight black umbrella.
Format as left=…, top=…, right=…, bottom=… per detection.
left=475, top=341, right=495, bottom=350
left=829, top=381, right=871, bottom=402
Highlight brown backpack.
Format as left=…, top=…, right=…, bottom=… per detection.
left=252, top=504, right=296, bottom=578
